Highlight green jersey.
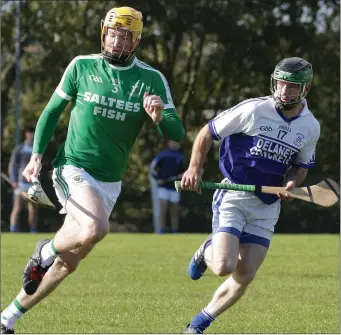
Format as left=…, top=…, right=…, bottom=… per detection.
left=33, top=54, right=185, bottom=181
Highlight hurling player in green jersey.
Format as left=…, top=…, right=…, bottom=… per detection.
left=1, top=7, right=185, bottom=334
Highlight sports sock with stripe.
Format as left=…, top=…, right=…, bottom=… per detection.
left=40, top=239, right=60, bottom=267
left=190, top=308, right=215, bottom=332
left=1, top=299, right=27, bottom=330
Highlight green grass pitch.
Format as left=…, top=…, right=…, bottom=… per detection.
left=1, top=233, right=339, bottom=333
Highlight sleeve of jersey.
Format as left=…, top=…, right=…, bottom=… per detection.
left=55, top=57, right=78, bottom=101
left=156, top=109, right=185, bottom=141
left=33, top=58, right=78, bottom=155
left=153, top=71, right=185, bottom=141
left=32, top=92, right=70, bottom=155
left=292, top=125, right=320, bottom=168
left=208, top=104, right=253, bottom=141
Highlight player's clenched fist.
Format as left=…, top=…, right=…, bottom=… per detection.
left=181, top=167, right=202, bottom=194
left=22, top=153, right=43, bottom=183
left=144, top=92, right=164, bottom=124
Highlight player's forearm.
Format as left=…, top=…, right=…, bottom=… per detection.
left=33, top=92, right=69, bottom=155
left=188, top=125, right=212, bottom=170
left=156, top=109, right=185, bottom=141
left=285, top=166, right=308, bottom=187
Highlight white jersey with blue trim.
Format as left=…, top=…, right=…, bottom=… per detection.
left=208, top=96, right=320, bottom=204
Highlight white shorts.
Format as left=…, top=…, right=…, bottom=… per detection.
left=158, top=187, right=180, bottom=203
left=212, top=180, right=281, bottom=248
left=52, top=165, right=121, bottom=219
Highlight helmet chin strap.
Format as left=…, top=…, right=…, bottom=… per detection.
left=275, top=97, right=301, bottom=111
left=277, top=102, right=299, bottom=111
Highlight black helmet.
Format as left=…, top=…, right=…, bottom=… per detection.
left=270, top=57, right=313, bottom=110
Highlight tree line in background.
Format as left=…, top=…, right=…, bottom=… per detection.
left=1, top=0, right=339, bottom=233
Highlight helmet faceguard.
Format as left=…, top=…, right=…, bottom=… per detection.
left=101, top=7, right=143, bottom=65
left=270, top=57, right=313, bottom=110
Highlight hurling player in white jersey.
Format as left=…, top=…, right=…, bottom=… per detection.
left=181, top=57, right=320, bottom=334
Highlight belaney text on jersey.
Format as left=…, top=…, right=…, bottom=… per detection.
left=250, top=138, right=297, bottom=164
left=84, top=91, right=141, bottom=121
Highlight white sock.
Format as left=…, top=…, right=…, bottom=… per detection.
left=1, top=299, right=26, bottom=329
left=40, top=239, right=59, bottom=268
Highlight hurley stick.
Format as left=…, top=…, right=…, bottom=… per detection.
left=22, top=176, right=55, bottom=209
left=174, top=178, right=340, bottom=207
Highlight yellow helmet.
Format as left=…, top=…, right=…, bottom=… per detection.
left=101, top=7, right=143, bottom=64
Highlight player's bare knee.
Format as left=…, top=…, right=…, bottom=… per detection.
left=212, top=261, right=236, bottom=277
left=234, top=270, right=257, bottom=286
left=81, top=220, right=109, bottom=244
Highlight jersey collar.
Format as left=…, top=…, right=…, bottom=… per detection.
left=272, top=98, right=309, bottom=122
left=106, top=56, right=137, bottom=70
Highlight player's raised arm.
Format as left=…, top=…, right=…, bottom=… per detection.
left=144, top=71, right=185, bottom=142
